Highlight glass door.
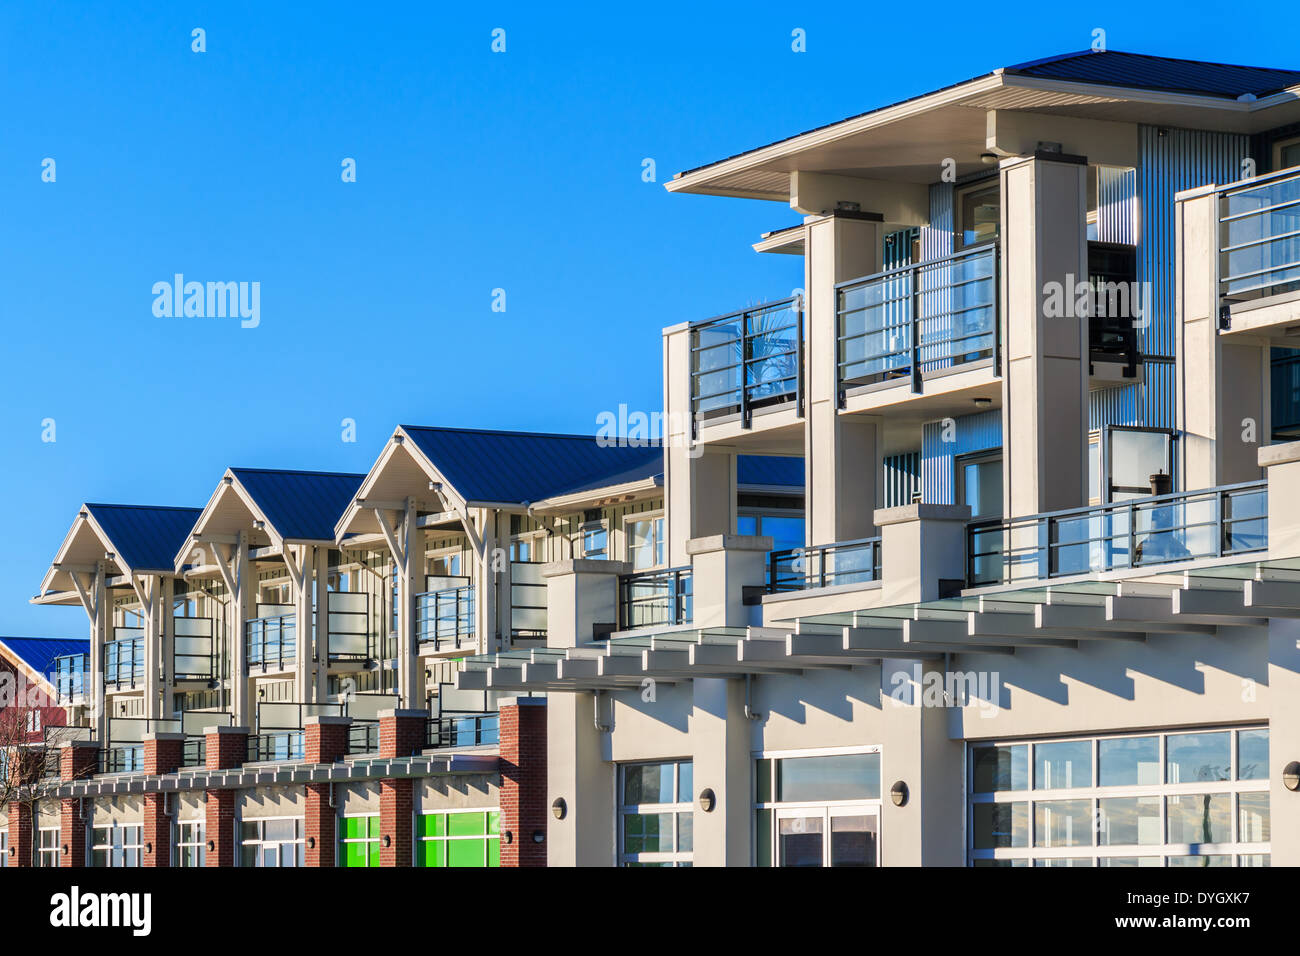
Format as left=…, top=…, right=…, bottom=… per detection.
left=776, top=806, right=879, bottom=867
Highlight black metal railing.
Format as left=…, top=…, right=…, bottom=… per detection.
left=103, top=631, right=145, bottom=688
left=98, top=745, right=145, bottom=775
left=245, top=612, right=296, bottom=670
left=181, top=736, right=206, bottom=768
left=426, top=712, right=499, bottom=749
left=1219, top=165, right=1300, bottom=302
left=247, top=731, right=304, bottom=763
left=415, top=586, right=475, bottom=651
left=510, top=561, right=547, bottom=640
left=967, top=481, right=1268, bottom=586
left=691, top=297, right=803, bottom=428
left=768, top=537, right=883, bottom=592
left=53, top=653, right=88, bottom=703
left=837, top=243, right=997, bottom=396
left=173, top=616, right=216, bottom=681
left=618, top=567, right=692, bottom=630
left=348, top=719, right=380, bottom=754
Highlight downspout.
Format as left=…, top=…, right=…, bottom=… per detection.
left=744, top=673, right=762, bottom=721
left=593, top=690, right=611, bottom=732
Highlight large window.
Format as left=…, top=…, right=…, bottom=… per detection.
left=91, top=824, right=142, bottom=867
left=1107, top=427, right=1174, bottom=501
left=957, top=180, right=1000, bottom=249
left=37, top=827, right=61, bottom=867
left=415, top=810, right=501, bottom=867
left=754, top=749, right=882, bottom=867
left=175, top=821, right=204, bottom=867
left=240, top=817, right=305, bottom=867
left=1274, top=135, right=1300, bottom=172
left=626, top=515, right=665, bottom=571
left=340, top=814, right=381, bottom=868
left=737, top=512, right=805, bottom=552
left=970, top=727, right=1269, bottom=866
left=619, top=760, right=693, bottom=867
left=581, top=524, right=608, bottom=559
left=958, top=453, right=1003, bottom=519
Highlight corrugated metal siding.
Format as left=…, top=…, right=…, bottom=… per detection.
left=882, top=451, right=921, bottom=507
left=1088, top=362, right=1178, bottom=432
left=921, top=182, right=954, bottom=260
left=1097, top=165, right=1137, bottom=244
left=920, top=409, right=1003, bottom=504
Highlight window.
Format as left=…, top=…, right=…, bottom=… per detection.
left=626, top=515, right=665, bottom=570
left=509, top=537, right=532, bottom=562
left=175, top=821, right=204, bottom=867
left=1107, top=427, right=1173, bottom=501
left=38, top=827, right=61, bottom=867
left=1274, top=135, right=1300, bottom=172
left=416, top=810, right=501, bottom=867
left=0, top=829, right=6, bottom=867
left=619, top=760, right=693, bottom=867
left=958, top=453, right=1003, bottom=519
left=957, top=181, right=1000, bottom=249
left=970, top=727, right=1269, bottom=866
left=239, top=817, right=305, bottom=867
left=581, top=524, right=607, bottom=559
left=754, top=750, right=882, bottom=867
left=25, top=711, right=41, bottom=734
left=427, top=552, right=462, bottom=578
left=737, top=513, right=805, bottom=553
left=91, top=824, right=142, bottom=867
left=340, top=814, right=381, bottom=868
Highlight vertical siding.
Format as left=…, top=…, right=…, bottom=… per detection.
left=882, top=451, right=921, bottom=507
left=920, top=409, right=1003, bottom=505
left=1097, top=165, right=1137, bottom=244
left=921, top=182, right=954, bottom=260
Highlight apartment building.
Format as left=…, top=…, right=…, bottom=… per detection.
left=5, top=47, right=1300, bottom=870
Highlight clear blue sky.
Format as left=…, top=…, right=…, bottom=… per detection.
left=1, top=0, right=1291, bottom=636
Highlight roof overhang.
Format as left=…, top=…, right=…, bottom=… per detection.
left=335, top=427, right=468, bottom=541
left=668, top=69, right=1300, bottom=203
left=37, top=505, right=169, bottom=597
left=175, top=471, right=276, bottom=570
left=525, top=475, right=664, bottom=517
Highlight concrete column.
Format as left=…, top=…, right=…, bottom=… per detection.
left=543, top=559, right=621, bottom=867
left=1000, top=153, right=1089, bottom=518
left=293, top=545, right=314, bottom=706
left=160, top=577, right=175, bottom=714
left=685, top=533, right=772, bottom=627
left=469, top=507, right=506, bottom=655
left=313, top=546, right=330, bottom=703
left=90, top=562, right=108, bottom=745
left=805, top=214, right=885, bottom=546
left=394, top=499, right=423, bottom=708
left=142, top=575, right=163, bottom=720
left=874, top=503, right=972, bottom=604
left=1177, top=184, right=1268, bottom=490
left=231, top=534, right=253, bottom=727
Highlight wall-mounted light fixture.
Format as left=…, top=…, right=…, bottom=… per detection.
left=382, top=835, right=392, bottom=848
left=307, top=836, right=316, bottom=849
left=698, top=788, right=716, bottom=813
left=551, top=797, right=567, bottom=820
left=145, top=842, right=153, bottom=855
left=980, top=151, right=998, bottom=165
left=206, top=840, right=215, bottom=852
left=1284, top=761, right=1300, bottom=791
left=503, top=831, right=514, bottom=845
left=531, top=830, right=545, bottom=844
left=890, top=781, right=909, bottom=807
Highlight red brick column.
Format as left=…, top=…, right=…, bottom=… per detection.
left=58, top=741, right=98, bottom=868
left=378, top=709, right=427, bottom=759
left=376, top=709, right=424, bottom=867
left=7, top=802, right=32, bottom=867
left=142, top=733, right=185, bottom=868
left=304, top=716, right=351, bottom=868
left=498, top=697, right=547, bottom=867
left=203, top=725, right=247, bottom=868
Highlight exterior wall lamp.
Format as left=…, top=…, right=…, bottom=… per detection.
left=698, top=788, right=716, bottom=812
left=1284, top=761, right=1300, bottom=791
left=531, top=830, right=545, bottom=844
left=551, top=797, right=566, bottom=820
left=890, top=781, right=909, bottom=807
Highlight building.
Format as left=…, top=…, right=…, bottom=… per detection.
left=4, top=48, right=1300, bottom=868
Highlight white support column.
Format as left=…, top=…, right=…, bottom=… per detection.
left=160, top=577, right=175, bottom=715
left=1177, top=184, right=1267, bottom=490
left=1000, top=153, right=1089, bottom=518
left=313, top=545, right=329, bottom=703
left=212, top=533, right=254, bottom=727
left=377, top=498, right=423, bottom=709
left=286, top=544, right=313, bottom=706
left=72, top=562, right=109, bottom=743
left=804, top=214, right=884, bottom=545
left=136, top=575, right=162, bottom=720
left=470, top=507, right=501, bottom=655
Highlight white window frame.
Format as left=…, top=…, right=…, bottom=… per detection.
left=968, top=726, right=1270, bottom=867
left=618, top=759, right=693, bottom=867
left=239, top=815, right=305, bottom=868
left=0, top=829, right=7, bottom=867
left=338, top=812, right=381, bottom=868
left=580, top=521, right=608, bottom=559
left=90, top=822, right=142, bottom=867
left=415, top=808, right=501, bottom=868
left=1273, top=134, right=1300, bottom=172
left=37, top=826, right=62, bottom=868
left=174, top=819, right=205, bottom=867
left=624, top=513, right=665, bottom=571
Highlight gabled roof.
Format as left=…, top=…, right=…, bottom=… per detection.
left=400, top=426, right=664, bottom=505
left=84, top=503, right=203, bottom=573
left=1006, top=50, right=1300, bottom=100
left=0, top=636, right=88, bottom=684
left=227, top=468, right=366, bottom=542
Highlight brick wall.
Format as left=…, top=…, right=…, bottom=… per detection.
left=498, top=698, right=547, bottom=867
left=206, top=727, right=248, bottom=771
left=379, top=778, right=413, bottom=867
left=7, top=802, right=32, bottom=868
left=204, top=790, right=236, bottom=867
left=59, top=799, right=84, bottom=868
left=143, top=794, right=168, bottom=867
left=379, top=710, right=426, bottom=759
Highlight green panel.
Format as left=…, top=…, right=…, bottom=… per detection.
left=342, top=816, right=368, bottom=840
left=418, top=839, right=445, bottom=868
left=418, top=814, right=445, bottom=838
left=487, top=836, right=500, bottom=867
left=367, top=816, right=380, bottom=838
left=367, top=841, right=381, bottom=867
left=344, top=841, right=368, bottom=868
left=487, top=811, right=500, bottom=835
left=448, top=812, right=486, bottom=837
left=448, top=837, right=486, bottom=867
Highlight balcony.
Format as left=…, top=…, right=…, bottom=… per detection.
left=173, top=616, right=216, bottom=681
left=416, top=585, right=475, bottom=653
left=618, top=567, right=693, bottom=630
left=246, top=610, right=296, bottom=671
left=327, top=590, right=374, bottom=664
left=967, top=481, right=1268, bottom=587
left=427, top=712, right=499, bottom=749
left=104, top=630, right=145, bottom=689
left=691, top=298, right=803, bottom=433
left=53, top=652, right=88, bottom=704
left=768, top=537, right=882, bottom=593
left=1220, top=166, right=1300, bottom=304
left=837, top=243, right=998, bottom=402
left=510, top=561, right=547, bottom=642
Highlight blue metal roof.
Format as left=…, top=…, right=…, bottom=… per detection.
left=1006, top=50, right=1300, bottom=100
left=401, top=427, right=663, bottom=504
left=0, top=636, right=89, bottom=679
left=738, top=455, right=804, bottom=489
left=230, top=468, right=366, bottom=541
left=85, top=504, right=204, bottom=573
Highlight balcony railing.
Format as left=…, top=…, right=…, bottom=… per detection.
left=967, top=481, right=1268, bottom=587
left=691, top=297, right=803, bottom=429
left=98, top=745, right=145, bottom=775
left=327, top=590, right=373, bottom=662
left=416, top=586, right=475, bottom=652
left=768, top=537, right=882, bottom=593
left=348, top=719, right=380, bottom=754
left=1219, top=166, right=1300, bottom=302
left=174, top=616, right=216, bottom=681
left=619, top=567, right=693, bottom=630
left=838, top=242, right=998, bottom=397
left=53, top=652, right=88, bottom=704
left=246, top=612, right=296, bottom=670
left=248, top=701, right=344, bottom=763
left=182, top=736, right=206, bottom=768
left=247, top=731, right=304, bottom=762
left=104, top=631, right=145, bottom=688
left=427, top=712, right=499, bottom=749
left=510, top=561, right=547, bottom=641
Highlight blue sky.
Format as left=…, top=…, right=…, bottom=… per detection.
left=1, top=0, right=1292, bottom=635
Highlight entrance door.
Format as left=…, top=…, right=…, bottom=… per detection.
left=777, top=807, right=879, bottom=867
